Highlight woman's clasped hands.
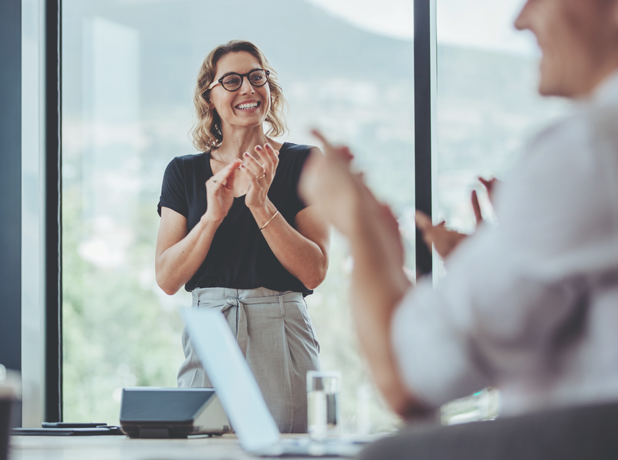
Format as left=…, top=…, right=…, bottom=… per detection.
left=203, top=143, right=280, bottom=224
left=204, top=158, right=243, bottom=224
left=242, top=143, right=279, bottom=211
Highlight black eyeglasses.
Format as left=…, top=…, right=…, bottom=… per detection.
left=208, top=69, right=270, bottom=92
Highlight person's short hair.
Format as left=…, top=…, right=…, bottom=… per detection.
left=191, top=40, right=288, bottom=151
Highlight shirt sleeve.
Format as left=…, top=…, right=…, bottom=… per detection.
left=158, top=157, right=189, bottom=218
left=391, top=113, right=618, bottom=408
left=288, top=146, right=313, bottom=216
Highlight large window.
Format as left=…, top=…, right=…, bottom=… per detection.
left=61, top=0, right=414, bottom=432
left=435, top=0, right=569, bottom=423
left=14, top=0, right=581, bottom=429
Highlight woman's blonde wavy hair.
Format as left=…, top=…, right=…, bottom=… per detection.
left=191, top=40, right=288, bottom=152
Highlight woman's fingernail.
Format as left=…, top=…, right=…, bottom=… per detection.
left=265, top=143, right=271, bottom=148
left=256, top=145, right=262, bottom=151
left=241, top=164, right=246, bottom=168
left=243, top=152, right=249, bottom=157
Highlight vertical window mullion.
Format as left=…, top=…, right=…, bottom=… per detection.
left=0, top=0, right=22, bottom=381
left=414, top=0, right=437, bottom=276
left=44, top=0, right=62, bottom=423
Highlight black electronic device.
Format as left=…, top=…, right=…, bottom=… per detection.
left=12, top=424, right=123, bottom=436
left=0, top=399, right=10, bottom=460
left=41, top=422, right=107, bottom=428
left=119, top=387, right=230, bottom=438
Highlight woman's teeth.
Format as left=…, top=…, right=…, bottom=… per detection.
left=236, top=101, right=259, bottom=110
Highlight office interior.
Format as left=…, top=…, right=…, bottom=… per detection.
left=1, top=0, right=573, bottom=457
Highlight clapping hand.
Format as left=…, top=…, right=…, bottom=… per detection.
left=416, top=177, right=499, bottom=259
left=204, top=159, right=243, bottom=223
left=300, top=130, right=407, bottom=268
left=299, top=130, right=364, bottom=237
left=242, top=143, right=279, bottom=211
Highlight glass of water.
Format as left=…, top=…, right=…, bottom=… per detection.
left=307, top=370, right=340, bottom=440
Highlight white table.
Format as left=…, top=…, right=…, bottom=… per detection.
left=10, top=434, right=261, bottom=460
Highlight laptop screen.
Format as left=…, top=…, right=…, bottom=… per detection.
left=180, top=308, right=281, bottom=451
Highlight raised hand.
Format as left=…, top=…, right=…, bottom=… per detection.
left=416, top=176, right=499, bottom=260
left=311, top=130, right=354, bottom=164
left=243, top=143, right=279, bottom=211
left=479, top=177, right=499, bottom=205
left=415, top=212, right=467, bottom=260
left=204, top=159, right=242, bottom=223
left=472, top=189, right=483, bottom=225
left=472, top=176, right=500, bottom=224
left=416, top=188, right=476, bottom=259
left=299, top=130, right=364, bottom=237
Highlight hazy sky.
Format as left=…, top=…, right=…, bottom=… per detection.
left=306, top=0, right=538, bottom=56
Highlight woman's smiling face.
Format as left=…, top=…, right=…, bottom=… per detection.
left=209, top=51, right=271, bottom=131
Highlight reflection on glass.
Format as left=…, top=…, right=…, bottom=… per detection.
left=62, top=0, right=413, bottom=432
left=436, top=0, right=569, bottom=423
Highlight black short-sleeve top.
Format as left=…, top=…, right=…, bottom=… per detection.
left=157, top=142, right=314, bottom=295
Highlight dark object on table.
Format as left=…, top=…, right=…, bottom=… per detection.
left=119, top=387, right=230, bottom=438
left=0, top=399, right=10, bottom=460
left=0, top=365, right=19, bottom=460
left=12, top=423, right=124, bottom=436
left=358, top=401, right=618, bottom=460
left=41, top=422, right=107, bottom=428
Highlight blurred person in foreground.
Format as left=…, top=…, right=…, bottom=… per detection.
left=156, top=40, right=328, bottom=433
left=301, top=0, right=618, bottom=457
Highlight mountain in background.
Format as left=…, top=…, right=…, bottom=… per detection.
left=61, top=0, right=563, bottom=215
left=63, top=0, right=414, bottom=111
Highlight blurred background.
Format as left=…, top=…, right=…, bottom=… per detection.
left=61, top=0, right=568, bottom=430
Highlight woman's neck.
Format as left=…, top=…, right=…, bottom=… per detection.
left=215, top=124, right=268, bottom=162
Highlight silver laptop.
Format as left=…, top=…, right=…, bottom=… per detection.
left=180, top=308, right=374, bottom=457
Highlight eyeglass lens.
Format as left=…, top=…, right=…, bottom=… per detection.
left=221, top=70, right=268, bottom=91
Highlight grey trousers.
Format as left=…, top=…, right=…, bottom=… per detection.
left=177, top=287, right=321, bottom=433
left=358, top=402, right=618, bottom=460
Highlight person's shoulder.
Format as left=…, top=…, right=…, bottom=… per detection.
left=522, top=106, right=609, bottom=172
left=169, top=152, right=208, bottom=167
left=278, top=142, right=316, bottom=167
left=499, top=105, right=618, bottom=235
left=531, top=110, right=587, bottom=148
left=586, top=104, right=618, bottom=157
left=279, top=142, right=316, bottom=157
left=164, top=152, right=207, bottom=176
left=527, top=104, right=618, bottom=190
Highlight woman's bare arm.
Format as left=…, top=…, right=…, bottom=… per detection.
left=253, top=204, right=330, bottom=290
left=243, top=144, right=330, bottom=290
left=155, top=208, right=221, bottom=295
left=155, top=160, right=242, bottom=295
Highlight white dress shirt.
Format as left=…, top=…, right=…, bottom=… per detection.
left=392, top=70, right=618, bottom=416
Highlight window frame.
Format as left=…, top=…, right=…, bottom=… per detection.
left=32, top=0, right=437, bottom=422
left=44, top=0, right=63, bottom=423
left=414, top=0, right=437, bottom=275
left=0, top=0, right=23, bottom=395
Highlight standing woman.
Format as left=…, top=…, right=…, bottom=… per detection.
left=155, top=40, right=329, bottom=433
